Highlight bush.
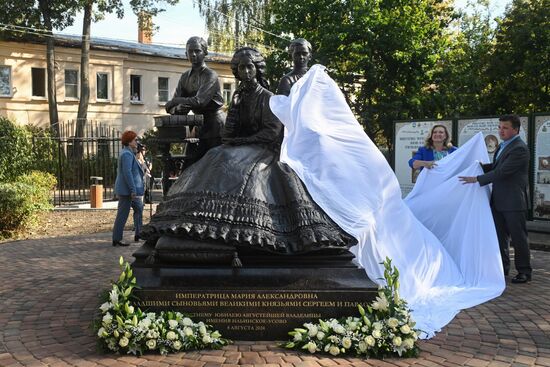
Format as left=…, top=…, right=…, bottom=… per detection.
left=0, top=171, right=57, bottom=238
left=0, top=117, right=59, bottom=182
left=26, top=124, right=58, bottom=176
left=0, top=117, right=34, bottom=182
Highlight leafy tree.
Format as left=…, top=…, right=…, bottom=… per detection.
left=264, top=0, right=456, bottom=146
left=484, top=0, right=550, bottom=113
left=425, top=0, right=495, bottom=117
left=194, top=0, right=269, bottom=52
left=0, top=0, right=79, bottom=134
left=73, top=0, right=176, bottom=158
left=75, top=0, right=178, bottom=127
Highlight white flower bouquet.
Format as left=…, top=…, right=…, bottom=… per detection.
left=94, top=257, right=229, bottom=355
left=284, top=258, right=420, bottom=358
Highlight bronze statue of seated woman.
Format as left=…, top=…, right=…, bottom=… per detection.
left=138, top=47, right=356, bottom=266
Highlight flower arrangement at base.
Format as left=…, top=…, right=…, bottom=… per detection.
left=283, top=257, right=420, bottom=358
left=93, top=257, right=230, bottom=355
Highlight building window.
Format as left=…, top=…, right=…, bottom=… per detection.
left=130, top=75, right=142, bottom=102
left=222, top=82, right=233, bottom=105
left=65, top=69, right=79, bottom=99
left=158, top=77, right=169, bottom=102
left=32, top=68, right=46, bottom=97
left=0, top=66, right=11, bottom=97
left=96, top=72, right=109, bottom=100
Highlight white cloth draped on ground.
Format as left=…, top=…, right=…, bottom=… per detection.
left=269, top=64, right=505, bottom=338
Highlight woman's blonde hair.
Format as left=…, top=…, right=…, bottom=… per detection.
left=425, top=124, right=453, bottom=149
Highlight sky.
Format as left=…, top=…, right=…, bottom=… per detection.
left=59, top=1, right=207, bottom=47
left=58, top=0, right=511, bottom=48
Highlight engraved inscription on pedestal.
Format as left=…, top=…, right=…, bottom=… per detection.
left=135, top=289, right=375, bottom=340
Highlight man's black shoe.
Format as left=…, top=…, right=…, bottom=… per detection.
left=112, top=240, right=130, bottom=247
left=511, top=273, right=531, bottom=284
left=134, top=235, right=140, bottom=242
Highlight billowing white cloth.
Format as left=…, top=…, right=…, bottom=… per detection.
left=270, top=65, right=505, bottom=338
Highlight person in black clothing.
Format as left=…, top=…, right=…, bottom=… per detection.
left=136, top=143, right=153, bottom=204
left=164, top=36, right=225, bottom=160
left=459, top=115, right=531, bottom=284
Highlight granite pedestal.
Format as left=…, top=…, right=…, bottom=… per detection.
left=132, top=239, right=377, bottom=340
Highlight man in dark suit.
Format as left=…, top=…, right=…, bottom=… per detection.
left=459, top=115, right=531, bottom=284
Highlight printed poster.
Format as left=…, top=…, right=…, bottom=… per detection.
left=534, top=115, right=550, bottom=219
left=457, top=117, right=529, bottom=161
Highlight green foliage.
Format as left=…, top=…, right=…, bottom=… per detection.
left=194, top=0, right=269, bottom=53
left=0, top=171, right=56, bottom=238
left=139, top=128, right=163, bottom=178
left=263, top=0, right=457, bottom=146
left=27, top=124, right=59, bottom=175
left=426, top=0, right=495, bottom=117
left=484, top=0, right=550, bottom=113
left=0, top=117, right=34, bottom=182
left=0, top=0, right=78, bottom=35
left=0, top=117, right=59, bottom=181
left=260, top=0, right=548, bottom=145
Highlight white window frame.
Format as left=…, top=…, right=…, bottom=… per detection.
left=0, top=65, right=12, bottom=97
left=130, top=74, right=143, bottom=104
left=96, top=72, right=110, bottom=102
left=158, top=76, right=169, bottom=104
left=64, top=69, right=79, bottom=100
left=222, top=82, right=234, bottom=106
left=31, top=67, right=46, bottom=98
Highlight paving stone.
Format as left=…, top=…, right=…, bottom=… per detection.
left=1, top=233, right=549, bottom=366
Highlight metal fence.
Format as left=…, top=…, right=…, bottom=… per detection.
left=37, top=120, right=123, bottom=206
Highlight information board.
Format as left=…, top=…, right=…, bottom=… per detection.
left=533, top=115, right=550, bottom=220
left=457, top=117, right=529, bottom=161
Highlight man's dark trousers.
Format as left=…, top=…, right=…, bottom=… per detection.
left=491, top=208, right=530, bottom=276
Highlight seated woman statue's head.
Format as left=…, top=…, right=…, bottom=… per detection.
left=231, top=47, right=269, bottom=89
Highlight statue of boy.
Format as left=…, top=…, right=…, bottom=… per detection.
left=165, top=36, right=225, bottom=158
left=276, top=38, right=312, bottom=96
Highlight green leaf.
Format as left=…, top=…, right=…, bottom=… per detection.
left=119, top=256, right=124, bottom=266
left=358, top=304, right=366, bottom=316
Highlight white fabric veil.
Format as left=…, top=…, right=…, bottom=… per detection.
left=269, top=65, right=505, bottom=337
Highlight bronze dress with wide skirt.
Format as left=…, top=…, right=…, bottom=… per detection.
left=141, top=83, right=356, bottom=254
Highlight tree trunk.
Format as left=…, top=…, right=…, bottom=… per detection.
left=234, top=19, right=240, bottom=48
left=76, top=0, right=92, bottom=138
left=74, top=0, right=92, bottom=157
left=38, top=0, right=59, bottom=135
